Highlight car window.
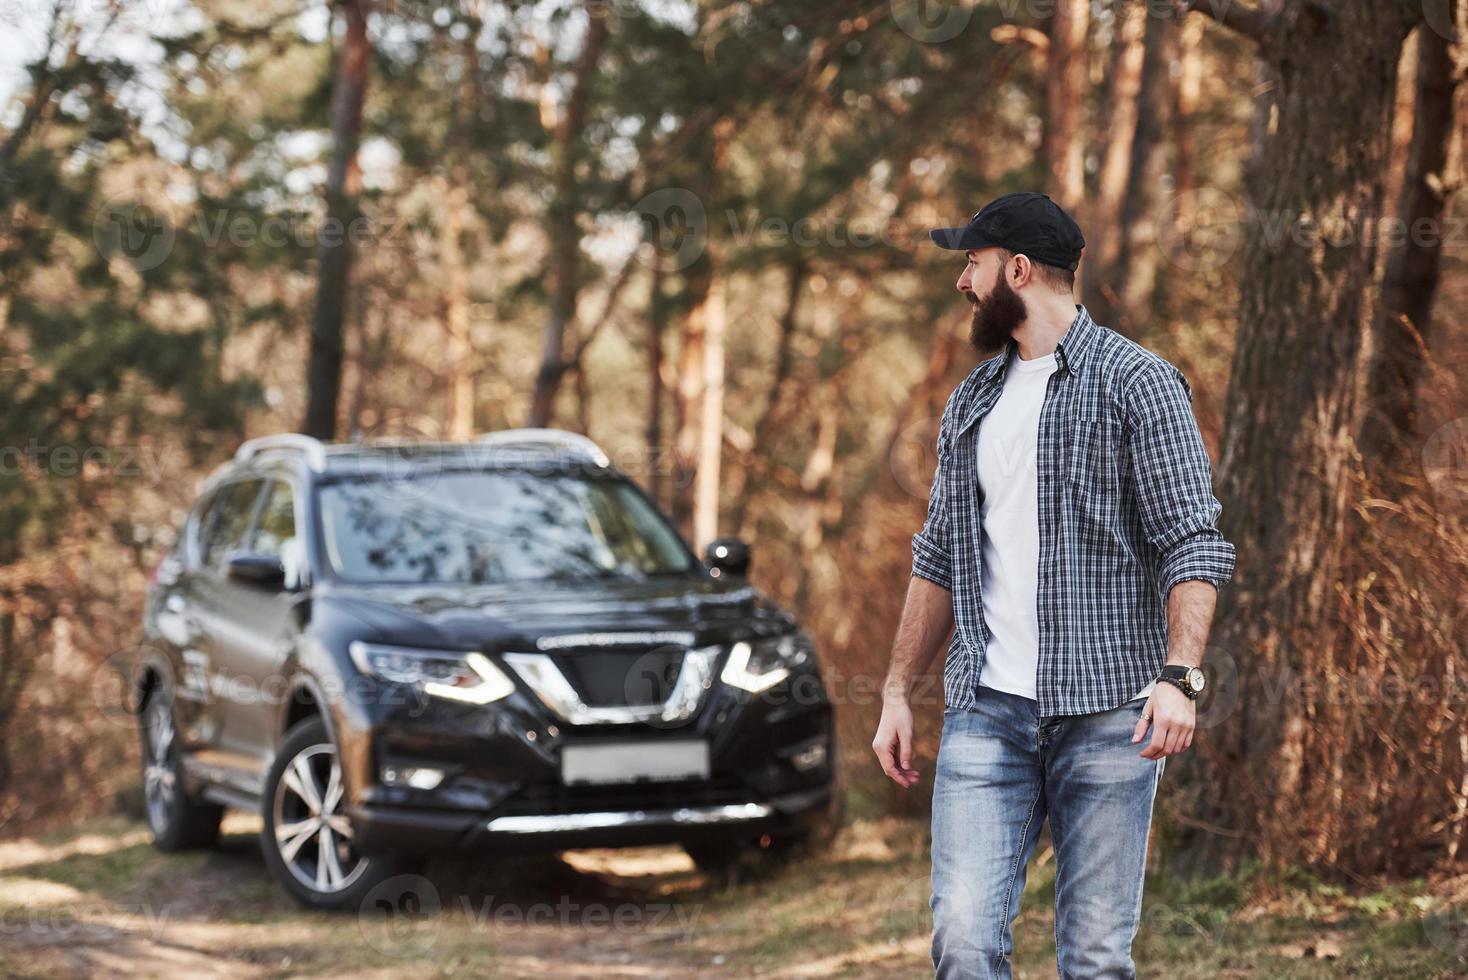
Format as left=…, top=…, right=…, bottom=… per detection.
left=200, top=479, right=265, bottom=569
left=186, top=489, right=218, bottom=566
left=249, top=480, right=306, bottom=588
left=318, top=471, right=694, bottom=585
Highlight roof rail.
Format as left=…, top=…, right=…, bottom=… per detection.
left=477, top=428, right=610, bottom=467
left=235, top=433, right=328, bottom=471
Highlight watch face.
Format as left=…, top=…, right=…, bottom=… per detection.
left=1187, top=668, right=1206, bottom=693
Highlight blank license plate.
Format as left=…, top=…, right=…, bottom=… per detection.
left=560, top=741, right=710, bottom=786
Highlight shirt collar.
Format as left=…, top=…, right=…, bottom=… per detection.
left=975, top=304, right=1097, bottom=386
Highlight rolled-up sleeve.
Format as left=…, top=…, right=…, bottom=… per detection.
left=911, top=402, right=954, bottom=591
left=1124, top=361, right=1236, bottom=596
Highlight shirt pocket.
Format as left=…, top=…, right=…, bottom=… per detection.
left=1066, top=414, right=1121, bottom=498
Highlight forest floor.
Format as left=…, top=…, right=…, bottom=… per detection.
left=0, top=813, right=1465, bottom=979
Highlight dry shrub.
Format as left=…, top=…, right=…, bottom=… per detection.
left=1316, top=470, right=1468, bottom=874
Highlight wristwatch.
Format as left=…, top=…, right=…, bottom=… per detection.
left=1157, top=664, right=1207, bottom=701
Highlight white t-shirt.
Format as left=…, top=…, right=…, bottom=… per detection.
left=976, top=348, right=1155, bottom=705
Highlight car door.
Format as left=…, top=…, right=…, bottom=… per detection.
left=188, top=476, right=270, bottom=785
left=213, top=476, right=309, bottom=772
left=150, top=486, right=222, bottom=753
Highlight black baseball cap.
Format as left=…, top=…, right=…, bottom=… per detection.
left=929, top=191, right=1086, bottom=272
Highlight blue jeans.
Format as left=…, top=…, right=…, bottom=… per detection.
left=930, top=685, right=1164, bottom=979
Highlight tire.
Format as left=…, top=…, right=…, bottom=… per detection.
left=139, top=685, right=223, bottom=851
left=260, top=716, right=409, bottom=911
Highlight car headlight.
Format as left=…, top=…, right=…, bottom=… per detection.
left=721, top=634, right=812, bottom=694
left=348, top=642, right=515, bottom=705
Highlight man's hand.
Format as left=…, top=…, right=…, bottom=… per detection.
left=1132, top=682, right=1195, bottom=759
left=874, top=576, right=953, bottom=788
left=873, top=698, right=922, bottom=787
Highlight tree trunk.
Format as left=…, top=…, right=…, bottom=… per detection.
left=304, top=0, right=370, bottom=441
left=1172, top=15, right=1206, bottom=229
left=528, top=11, right=609, bottom=428
left=1360, top=9, right=1462, bottom=478
left=1195, top=0, right=1423, bottom=869
left=1042, top=0, right=1090, bottom=215
left=646, top=262, right=666, bottom=506
left=1112, top=8, right=1178, bottom=336
left=730, top=260, right=806, bottom=532
left=442, top=178, right=474, bottom=440
left=1083, top=0, right=1145, bottom=316
left=692, top=257, right=727, bottom=551
left=443, top=19, right=482, bottom=441
left=671, top=269, right=708, bottom=532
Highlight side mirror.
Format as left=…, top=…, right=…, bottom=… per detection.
left=704, top=537, right=751, bottom=579
left=225, top=551, right=287, bottom=590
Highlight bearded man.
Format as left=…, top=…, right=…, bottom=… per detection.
left=872, top=192, right=1236, bottom=979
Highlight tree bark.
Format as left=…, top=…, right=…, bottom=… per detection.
left=689, top=119, right=734, bottom=551
left=1360, top=9, right=1462, bottom=478
left=646, top=262, right=666, bottom=506
left=443, top=19, right=482, bottom=441
left=304, top=0, right=370, bottom=441
left=730, top=259, right=806, bottom=532
left=1042, top=0, right=1090, bottom=215
left=442, top=179, right=474, bottom=440
left=1172, top=15, right=1206, bottom=228
left=671, top=268, right=708, bottom=531
left=1112, top=8, right=1178, bottom=336
left=1195, top=0, right=1424, bottom=869
left=692, top=256, right=727, bottom=551
left=528, top=10, right=609, bottom=428
left=1083, top=0, right=1145, bottom=316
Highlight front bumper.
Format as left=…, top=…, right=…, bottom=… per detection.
left=333, top=664, right=838, bottom=855
left=351, top=783, right=835, bottom=853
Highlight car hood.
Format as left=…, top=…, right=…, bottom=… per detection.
left=317, top=576, right=794, bottom=651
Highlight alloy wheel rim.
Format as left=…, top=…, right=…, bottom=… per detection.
left=142, top=698, right=177, bottom=833
left=272, top=742, right=366, bottom=894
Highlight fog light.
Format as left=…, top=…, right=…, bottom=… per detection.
left=381, top=765, right=444, bottom=790
left=790, top=740, right=828, bottom=772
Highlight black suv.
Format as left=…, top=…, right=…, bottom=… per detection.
left=135, top=430, right=838, bottom=908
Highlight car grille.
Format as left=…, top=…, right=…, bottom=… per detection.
left=549, top=646, right=686, bottom=707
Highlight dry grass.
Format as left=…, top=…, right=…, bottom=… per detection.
left=0, top=814, right=1463, bottom=979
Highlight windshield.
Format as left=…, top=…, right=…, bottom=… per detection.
left=317, top=470, right=695, bottom=585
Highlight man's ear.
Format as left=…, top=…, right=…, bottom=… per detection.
left=1010, top=253, right=1033, bottom=287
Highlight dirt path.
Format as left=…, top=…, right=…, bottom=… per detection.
left=0, top=815, right=933, bottom=979
left=2, top=815, right=1464, bottom=979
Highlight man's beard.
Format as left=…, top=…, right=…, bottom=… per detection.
left=968, top=273, right=1028, bottom=354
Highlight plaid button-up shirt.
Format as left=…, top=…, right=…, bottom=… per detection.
left=912, top=306, right=1236, bottom=716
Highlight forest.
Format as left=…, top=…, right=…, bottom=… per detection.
left=1, top=0, right=1467, bottom=975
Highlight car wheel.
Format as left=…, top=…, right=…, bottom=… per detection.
left=260, top=716, right=408, bottom=911
left=139, top=685, right=223, bottom=851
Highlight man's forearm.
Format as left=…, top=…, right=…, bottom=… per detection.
left=1165, top=579, right=1217, bottom=668
left=884, top=575, right=955, bottom=703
